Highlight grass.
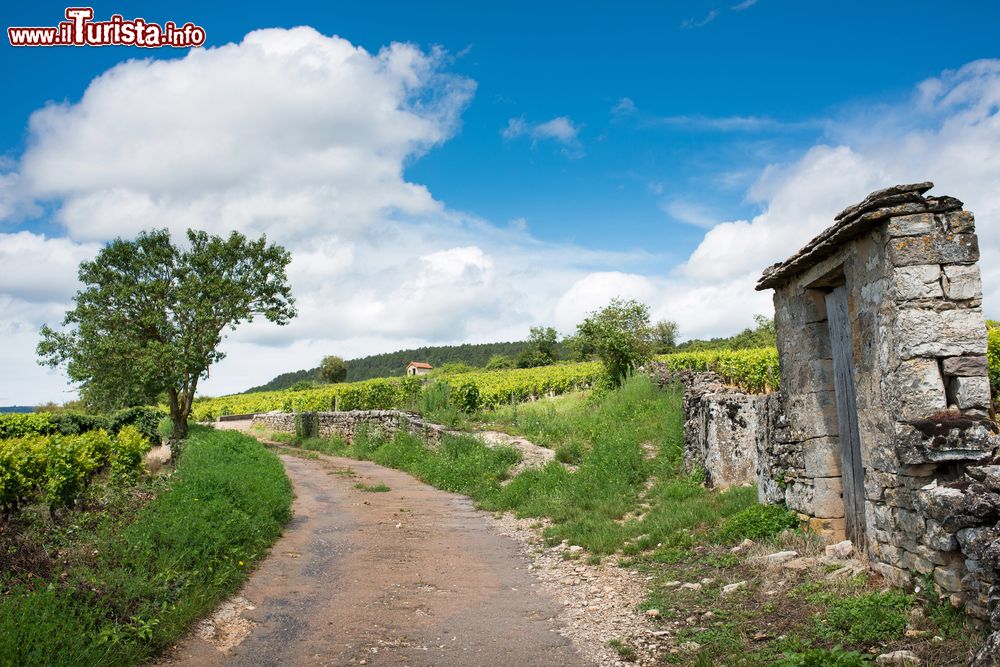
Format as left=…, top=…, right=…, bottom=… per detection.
left=354, top=482, right=390, bottom=492
left=267, top=375, right=760, bottom=555
left=0, top=426, right=292, bottom=666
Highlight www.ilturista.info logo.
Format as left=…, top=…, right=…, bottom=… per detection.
left=8, top=7, right=206, bottom=48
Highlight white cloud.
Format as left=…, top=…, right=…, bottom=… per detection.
left=681, top=9, right=721, bottom=29
left=502, top=115, right=582, bottom=153
left=731, top=0, right=759, bottom=10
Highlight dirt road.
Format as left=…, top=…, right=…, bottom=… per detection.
left=161, top=441, right=590, bottom=667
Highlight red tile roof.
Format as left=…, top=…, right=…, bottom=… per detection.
left=407, top=361, right=433, bottom=369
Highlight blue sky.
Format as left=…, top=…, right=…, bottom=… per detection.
left=3, top=1, right=1000, bottom=402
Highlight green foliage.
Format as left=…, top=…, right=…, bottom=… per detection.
left=775, top=646, right=871, bottom=666
left=294, top=412, right=319, bottom=439
left=0, top=406, right=165, bottom=444
left=576, top=298, right=653, bottom=386
left=812, top=591, right=914, bottom=643
left=652, top=319, right=679, bottom=354
left=318, top=355, right=348, bottom=384
left=676, top=314, right=777, bottom=352
left=289, top=380, right=317, bottom=391
left=517, top=326, right=560, bottom=368
left=452, top=381, right=481, bottom=413
left=485, top=354, right=514, bottom=370
left=715, top=503, right=800, bottom=542
left=0, top=427, right=151, bottom=513
left=192, top=363, right=603, bottom=420
left=37, top=228, right=296, bottom=439
left=658, top=347, right=780, bottom=393
left=0, top=412, right=53, bottom=439
left=0, top=427, right=291, bottom=666
left=436, top=362, right=476, bottom=375
left=354, top=482, right=391, bottom=492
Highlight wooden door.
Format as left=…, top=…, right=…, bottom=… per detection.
left=825, top=285, right=867, bottom=550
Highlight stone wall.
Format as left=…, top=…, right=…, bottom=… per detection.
left=756, top=182, right=1000, bottom=635
left=648, top=365, right=764, bottom=489
left=251, top=409, right=446, bottom=444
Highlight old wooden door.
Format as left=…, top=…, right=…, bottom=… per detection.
left=825, top=285, right=867, bottom=550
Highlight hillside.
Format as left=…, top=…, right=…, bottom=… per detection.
left=245, top=341, right=536, bottom=393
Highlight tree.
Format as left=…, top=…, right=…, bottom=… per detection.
left=575, top=298, right=653, bottom=385
left=516, top=326, right=559, bottom=368
left=652, top=320, right=679, bottom=354
left=38, top=229, right=295, bottom=442
left=318, top=355, right=347, bottom=384
left=485, top=354, right=513, bottom=370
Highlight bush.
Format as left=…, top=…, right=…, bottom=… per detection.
left=452, top=381, right=481, bottom=413
left=715, top=503, right=800, bottom=542
left=109, top=406, right=166, bottom=444
left=659, top=347, right=780, bottom=394
left=0, top=413, right=53, bottom=439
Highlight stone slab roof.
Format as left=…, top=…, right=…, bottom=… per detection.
left=756, top=182, right=963, bottom=291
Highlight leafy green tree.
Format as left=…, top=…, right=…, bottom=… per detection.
left=575, top=298, right=653, bottom=385
left=318, top=355, right=347, bottom=384
left=652, top=319, right=679, bottom=354
left=485, top=354, right=513, bottom=370
left=517, top=326, right=559, bottom=368
left=38, top=229, right=295, bottom=441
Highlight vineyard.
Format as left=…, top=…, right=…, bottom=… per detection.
left=0, top=426, right=151, bottom=514
left=190, top=362, right=605, bottom=420
left=190, top=349, right=787, bottom=420
left=654, top=347, right=780, bottom=394
left=0, top=406, right=163, bottom=515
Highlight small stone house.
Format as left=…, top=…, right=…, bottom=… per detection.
left=756, top=182, right=998, bottom=601
left=406, top=361, right=433, bottom=376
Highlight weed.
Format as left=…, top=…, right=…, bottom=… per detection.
left=773, top=646, right=871, bottom=666
left=811, top=590, right=913, bottom=644
left=715, top=503, right=800, bottom=542
left=608, top=638, right=637, bottom=661
left=354, top=482, right=390, bottom=493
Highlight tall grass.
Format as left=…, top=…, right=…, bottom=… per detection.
left=0, top=427, right=292, bottom=666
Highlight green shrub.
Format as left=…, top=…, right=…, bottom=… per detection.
left=109, top=406, right=166, bottom=444
left=0, top=413, right=54, bottom=439
left=812, top=591, right=914, bottom=643
left=294, top=412, right=319, bottom=439
left=715, top=503, right=800, bottom=542
left=452, top=381, right=481, bottom=413
left=775, top=646, right=871, bottom=666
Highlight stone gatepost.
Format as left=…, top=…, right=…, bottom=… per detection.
left=756, top=182, right=997, bottom=595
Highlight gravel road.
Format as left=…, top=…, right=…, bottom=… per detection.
left=159, top=441, right=590, bottom=667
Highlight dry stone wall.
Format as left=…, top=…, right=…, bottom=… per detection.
left=648, top=365, right=763, bottom=489
left=251, top=409, right=446, bottom=444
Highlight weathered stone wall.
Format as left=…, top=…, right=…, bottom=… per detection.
left=647, top=364, right=763, bottom=489
left=251, top=410, right=446, bottom=444
left=757, top=182, right=1000, bottom=636
left=681, top=371, right=763, bottom=489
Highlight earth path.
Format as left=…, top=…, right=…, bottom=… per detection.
left=159, top=421, right=590, bottom=667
